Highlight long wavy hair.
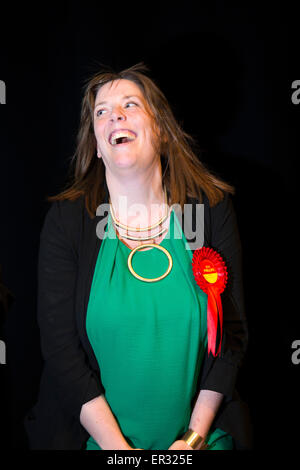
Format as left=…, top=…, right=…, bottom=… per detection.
left=47, top=63, right=234, bottom=218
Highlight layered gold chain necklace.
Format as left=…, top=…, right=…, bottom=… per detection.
left=109, top=186, right=173, bottom=282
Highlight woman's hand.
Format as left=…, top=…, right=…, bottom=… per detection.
left=168, top=440, right=193, bottom=451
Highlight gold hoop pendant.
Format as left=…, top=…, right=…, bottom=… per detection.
left=127, top=244, right=173, bottom=283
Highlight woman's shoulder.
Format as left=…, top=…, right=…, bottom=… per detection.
left=40, top=195, right=86, bottom=242
left=46, top=195, right=85, bottom=220
left=189, top=189, right=233, bottom=214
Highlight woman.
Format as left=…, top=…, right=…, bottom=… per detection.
left=24, top=63, right=251, bottom=450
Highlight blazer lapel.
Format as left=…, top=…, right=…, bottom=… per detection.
left=76, top=191, right=109, bottom=372
left=172, top=194, right=208, bottom=253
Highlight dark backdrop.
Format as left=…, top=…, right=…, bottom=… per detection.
left=0, top=1, right=298, bottom=451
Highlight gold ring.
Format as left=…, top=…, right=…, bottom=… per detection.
left=127, top=244, right=173, bottom=282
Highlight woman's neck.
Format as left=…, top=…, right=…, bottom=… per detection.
left=106, top=167, right=168, bottom=228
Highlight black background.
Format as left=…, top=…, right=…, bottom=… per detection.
left=0, top=1, right=298, bottom=452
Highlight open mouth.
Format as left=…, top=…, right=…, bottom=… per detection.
left=109, top=129, right=137, bottom=146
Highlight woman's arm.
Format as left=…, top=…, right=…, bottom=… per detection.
left=203, top=193, right=248, bottom=395
left=168, top=390, right=223, bottom=450
left=80, top=395, right=133, bottom=450
left=188, top=389, right=223, bottom=446
left=38, top=201, right=104, bottom=421
left=169, top=194, right=247, bottom=450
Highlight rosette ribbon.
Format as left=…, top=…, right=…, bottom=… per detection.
left=192, top=247, right=228, bottom=357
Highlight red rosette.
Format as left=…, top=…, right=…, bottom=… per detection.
left=192, top=247, right=228, bottom=357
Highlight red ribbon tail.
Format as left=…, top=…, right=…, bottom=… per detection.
left=215, top=291, right=223, bottom=356
left=207, top=287, right=223, bottom=356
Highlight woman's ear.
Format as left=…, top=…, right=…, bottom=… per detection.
left=97, top=147, right=102, bottom=159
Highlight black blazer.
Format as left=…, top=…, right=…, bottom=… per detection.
left=24, top=189, right=252, bottom=450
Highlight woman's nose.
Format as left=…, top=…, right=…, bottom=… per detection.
left=110, top=107, right=126, bottom=121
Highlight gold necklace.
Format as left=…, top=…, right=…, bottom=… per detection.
left=109, top=186, right=173, bottom=282
left=109, top=185, right=169, bottom=236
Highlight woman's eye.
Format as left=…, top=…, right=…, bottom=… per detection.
left=125, top=102, right=137, bottom=108
left=96, top=109, right=106, bottom=117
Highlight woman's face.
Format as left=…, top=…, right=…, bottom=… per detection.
left=93, top=79, right=160, bottom=175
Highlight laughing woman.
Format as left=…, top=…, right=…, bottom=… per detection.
left=24, top=64, right=251, bottom=450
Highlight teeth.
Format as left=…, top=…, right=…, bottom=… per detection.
left=110, top=130, right=136, bottom=145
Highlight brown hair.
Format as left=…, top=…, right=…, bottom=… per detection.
left=47, top=63, right=234, bottom=218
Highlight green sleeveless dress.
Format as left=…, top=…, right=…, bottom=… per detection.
left=85, top=209, right=233, bottom=450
